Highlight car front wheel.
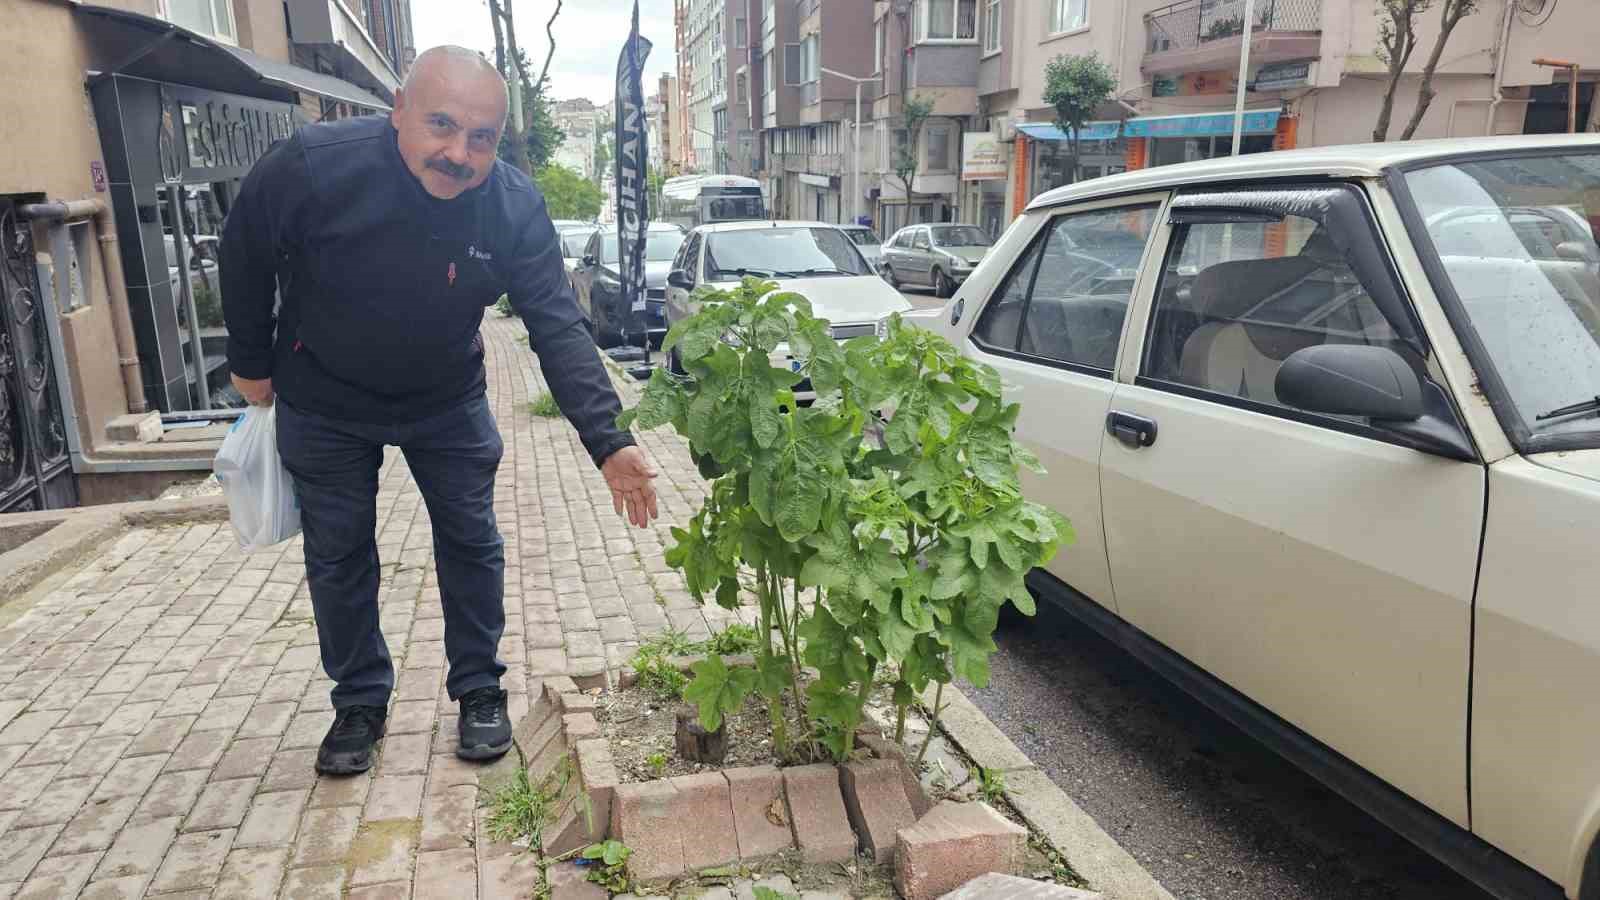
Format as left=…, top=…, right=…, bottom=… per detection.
left=935, top=269, right=956, bottom=299
left=883, top=265, right=900, bottom=289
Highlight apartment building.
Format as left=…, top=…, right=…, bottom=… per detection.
left=746, top=0, right=876, bottom=222
left=0, top=0, right=410, bottom=509
left=968, top=0, right=1597, bottom=228
left=658, top=73, right=682, bottom=174
left=553, top=98, right=600, bottom=180
left=680, top=0, right=752, bottom=175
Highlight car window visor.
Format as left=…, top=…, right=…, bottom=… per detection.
left=1170, top=184, right=1427, bottom=358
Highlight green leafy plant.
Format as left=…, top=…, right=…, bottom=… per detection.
left=618, top=279, right=1072, bottom=763
left=529, top=393, right=562, bottom=418
left=703, top=622, right=761, bottom=656
left=1042, top=53, right=1117, bottom=185
left=754, top=887, right=800, bottom=900
left=645, top=751, right=668, bottom=777
left=580, top=840, right=632, bottom=892
left=631, top=645, right=689, bottom=701
left=977, top=766, right=1007, bottom=805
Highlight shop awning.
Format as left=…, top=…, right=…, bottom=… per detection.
left=1016, top=109, right=1281, bottom=142
left=76, top=4, right=389, bottom=111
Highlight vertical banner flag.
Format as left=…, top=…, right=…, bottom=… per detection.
left=615, top=1, right=653, bottom=317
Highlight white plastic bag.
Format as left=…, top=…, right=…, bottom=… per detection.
left=214, top=404, right=301, bottom=551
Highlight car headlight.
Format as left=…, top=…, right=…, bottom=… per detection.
left=945, top=253, right=973, bottom=270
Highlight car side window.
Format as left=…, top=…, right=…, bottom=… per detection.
left=972, top=204, right=1157, bottom=373
left=1144, top=213, right=1415, bottom=414
left=970, top=237, right=1041, bottom=351
left=682, top=235, right=702, bottom=285
left=911, top=229, right=929, bottom=251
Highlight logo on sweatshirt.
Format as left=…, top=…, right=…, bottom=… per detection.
left=466, top=245, right=493, bottom=261
left=447, top=262, right=457, bottom=287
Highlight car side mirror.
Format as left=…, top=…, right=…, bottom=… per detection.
left=582, top=254, right=596, bottom=267
left=1276, top=344, right=1422, bottom=422
left=667, top=269, right=692, bottom=289
left=1556, top=240, right=1599, bottom=263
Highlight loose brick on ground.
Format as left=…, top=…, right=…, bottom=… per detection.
left=894, top=800, right=1028, bottom=900
left=840, top=758, right=917, bottom=863
left=782, top=763, right=856, bottom=864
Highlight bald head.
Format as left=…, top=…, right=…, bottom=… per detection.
left=391, top=45, right=509, bottom=199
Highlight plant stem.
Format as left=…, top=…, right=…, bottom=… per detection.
left=894, top=700, right=907, bottom=745
left=759, top=570, right=790, bottom=758
left=841, top=662, right=877, bottom=761
left=915, top=681, right=946, bottom=768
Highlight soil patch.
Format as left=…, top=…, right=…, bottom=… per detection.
left=596, top=681, right=786, bottom=783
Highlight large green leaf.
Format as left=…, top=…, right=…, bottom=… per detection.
left=682, top=655, right=758, bottom=732
left=876, top=605, right=917, bottom=660
left=798, top=606, right=871, bottom=685
left=941, top=618, right=999, bottom=688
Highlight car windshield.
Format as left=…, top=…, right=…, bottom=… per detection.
left=704, top=227, right=870, bottom=280
left=561, top=230, right=596, bottom=258
left=1404, top=150, right=1600, bottom=446
left=597, top=231, right=686, bottom=264
left=844, top=228, right=881, bottom=247
left=931, top=225, right=990, bottom=248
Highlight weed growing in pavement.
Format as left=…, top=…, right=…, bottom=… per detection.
left=631, top=645, right=689, bottom=701
left=529, top=393, right=562, bottom=417
left=638, top=627, right=699, bottom=656
left=484, top=752, right=579, bottom=850
left=703, top=622, right=761, bottom=656
left=580, top=840, right=632, bottom=891
left=754, top=887, right=800, bottom=900
left=977, top=766, right=1007, bottom=805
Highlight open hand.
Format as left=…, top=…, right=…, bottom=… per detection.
left=601, top=445, right=659, bottom=528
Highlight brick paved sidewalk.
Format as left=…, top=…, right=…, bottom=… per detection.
left=0, top=315, right=740, bottom=899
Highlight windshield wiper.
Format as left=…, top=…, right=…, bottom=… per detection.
left=774, top=267, right=853, bottom=278
left=716, top=267, right=777, bottom=279
left=1535, top=395, right=1600, bottom=422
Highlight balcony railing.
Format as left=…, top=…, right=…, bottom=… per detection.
left=1145, top=0, right=1320, bottom=54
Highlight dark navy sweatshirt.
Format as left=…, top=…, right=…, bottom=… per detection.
left=220, top=115, right=634, bottom=467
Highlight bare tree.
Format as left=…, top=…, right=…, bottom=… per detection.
left=1400, top=0, right=1479, bottom=139
left=487, top=0, right=564, bottom=174
left=1372, top=0, right=1479, bottom=141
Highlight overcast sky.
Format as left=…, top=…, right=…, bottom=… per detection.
left=409, top=0, right=679, bottom=105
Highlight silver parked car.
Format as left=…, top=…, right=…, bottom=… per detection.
left=880, top=223, right=994, bottom=298
left=837, top=224, right=885, bottom=273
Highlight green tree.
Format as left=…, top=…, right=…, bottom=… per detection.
left=594, top=132, right=614, bottom=185
left=1042, top=53, right=1117, bottom=184
left=497, top=50, right=566, bottom=171
left=892, top=94, right=935, bottom=209
left=537, top=164, right=604, bottom=220
left=1372, top=0, right=1480, bottom=141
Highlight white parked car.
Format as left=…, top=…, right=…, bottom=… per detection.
left=935, top=134, right=1600, bottom=900
left=663, top=220, right=912, bottom=398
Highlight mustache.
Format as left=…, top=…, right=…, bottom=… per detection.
left=426, top=158, right=475, bottom=180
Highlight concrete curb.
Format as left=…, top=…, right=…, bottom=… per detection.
left=0, top=495, right=230, bottom=603
left=923, top=683, right=1176, bottom=900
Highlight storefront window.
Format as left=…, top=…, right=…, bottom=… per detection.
left=1150, top=134, right=1274, bottom=167
left=1030, top=138, right=1126, bottom=199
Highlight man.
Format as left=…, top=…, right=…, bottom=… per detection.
left=221, top=46, right=659, bottom=775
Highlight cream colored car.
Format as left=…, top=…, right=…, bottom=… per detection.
left=934, top=134, right=1600, bottom=900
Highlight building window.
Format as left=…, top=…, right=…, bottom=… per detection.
left=983, top=0, right=1002, bottom=54
left=784, top=43, right=802, bottom=85
left=1049, top=0, right=1086, bottom=34
left=921, top=0, right=976, bottom=41
left=168, top=0, right=237, bottom=43
left=735, top=17, right=747, bottom=47
left=926, top=125, right=951, bottom=171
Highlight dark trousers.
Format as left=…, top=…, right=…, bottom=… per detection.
left=276, top=394, right=507, bottom=710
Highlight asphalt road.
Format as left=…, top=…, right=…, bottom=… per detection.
left=967, top=604, right=1495, bottom=900
left=897, top=284, right=949, bottom=310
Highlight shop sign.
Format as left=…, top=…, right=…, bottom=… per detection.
left=961, top=132, right=1008, bottom=181
left=1122, top=109, right=1280, bottom=138
left=1254, top=60, right=1314, bottom=92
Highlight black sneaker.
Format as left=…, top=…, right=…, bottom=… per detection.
left=458, top=687, right=512, bottom=761
left=316, top=705, right=387, bottom=775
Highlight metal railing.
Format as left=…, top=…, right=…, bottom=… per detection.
left=1145, top=0, right=1320, bottom=54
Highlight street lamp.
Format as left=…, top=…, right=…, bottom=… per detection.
left=820, top=67, right=883, bottom=226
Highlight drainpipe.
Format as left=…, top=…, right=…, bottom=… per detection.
left=18, top=199, right=147, bottom=415
left=1485, top=0, right=1515, bottom=134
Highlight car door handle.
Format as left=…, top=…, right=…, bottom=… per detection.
left=1106, top=411, right=1158, bottom=449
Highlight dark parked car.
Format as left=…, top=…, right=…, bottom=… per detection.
left=570, top=223, right=686, bottom=348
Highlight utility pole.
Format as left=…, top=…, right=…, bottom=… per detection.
left=821, top=67, right=882, bottom=225
left=1229, top=0, right=1258, bottom=155
left=1533, top=57, right=1582, bottom=133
